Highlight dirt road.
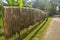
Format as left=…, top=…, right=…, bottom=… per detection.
left=42, top=15, right=60, bottom=40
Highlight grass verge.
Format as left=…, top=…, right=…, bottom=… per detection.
left=0, top=10, right=3, bottom=28
left=32, top=17, right=52, bottom=40
left=0, top=17, right=3, bottom=27
left=24, top=17, right=52, bottom=40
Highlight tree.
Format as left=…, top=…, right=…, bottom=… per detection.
left=6, top=0, right=16, bottom=6
left=18, top=0, right=23, bottom=7
left=32, top=0, right=48, bottom=10
left=23, top=0, right=27, bottom=5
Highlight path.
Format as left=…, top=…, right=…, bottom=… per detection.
left=42, top=15, right=60, bottom=40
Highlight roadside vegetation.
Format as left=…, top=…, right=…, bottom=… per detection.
left=0, top=17, right=52, bottom=40
left=0, top=0, right=59, bottom=40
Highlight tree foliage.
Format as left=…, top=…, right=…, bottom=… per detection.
left=6, top=0, right=16, bottom=6
left=18, top=0, right=23, bottom=7
left=0, top=0, right=60, bottom=15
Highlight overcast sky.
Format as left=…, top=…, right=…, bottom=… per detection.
left=2, top=0, right=31, bottom=3
left=3, top=0, right=7, bottom=3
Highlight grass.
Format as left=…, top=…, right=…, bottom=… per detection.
left=0, top=10, right=3, bottom=28
left=0, top=17, right=3, bottom=27
left=0, top=10, right=4, bottom=40
left=32, top=17, right=52, bottom=40
left=24, top=17, right=52, bottom=40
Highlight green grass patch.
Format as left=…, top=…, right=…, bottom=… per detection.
left=0, top=10, right=2, bottom=15
left=0, top=10, right=3, bottom=28
left=24, top=17, right=52, bottom=40
left=0, top=16, right=3, bottom=27
left=32, top=17, right=52, bottom=40
left=0, top=17, right=3, bottom=27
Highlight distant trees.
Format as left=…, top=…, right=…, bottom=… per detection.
left=32, top=0, right=45, bottom=10
left=32, top=0, right=60, bottom=16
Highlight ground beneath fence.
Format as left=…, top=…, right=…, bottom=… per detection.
left=42, top=15, right=60, bottom=40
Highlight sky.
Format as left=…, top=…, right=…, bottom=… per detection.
left=2, top=0, right=31, bottom=3
left=56, top=6, right=59, bottom=10
left=3, top=0, right=7, bottom=3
